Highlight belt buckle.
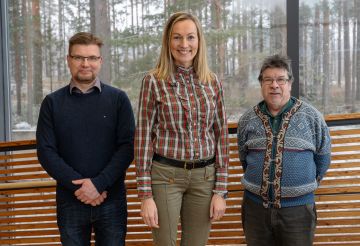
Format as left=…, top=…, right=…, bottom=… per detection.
left=184, top=161, right=195, bottom=170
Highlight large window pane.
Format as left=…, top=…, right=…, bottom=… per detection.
left=8, top=0, right=286, bottom=140
left=299, top=0, right=360, bottom=115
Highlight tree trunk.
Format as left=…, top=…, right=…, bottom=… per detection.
left=313, top=4, right=321, bottom=97
left=11, top=0, right=22, bottom=115
left=32, top=0, right=43, bottom=107
left=46, top=0, right=54, bottom=92
left=111, top=0, right=119, bottom=81
left=130, top=0, right=136, bottom=62
left=259, top=9, right=263, bottom=53
left=351, top=6, right=356, bottom=110
left=240, top=8, right=249, bottom=89
left=322, top=1, right=330, bottom=114
left=90, top=0, right=112, bottom=84
left=300, top=6, right=307, bottom=97
left=57, top=0, right=66, bottom=82
left=237, top=6, right=249, bottom=100
left=23, top=0, right=33, bottom=124
left=271, top=6, right=285, bottom=53
left=213, top=0, right=225, bottom=81
left=356, top=0, right=360, bottom=100
left=337, top=1, right=342, bottom=88
left=343, top=1, right=351, bottom=107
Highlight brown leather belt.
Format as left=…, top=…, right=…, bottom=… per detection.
left=153, top=153, right=215, bottom=170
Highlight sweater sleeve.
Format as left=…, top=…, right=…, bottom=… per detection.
left=314, top=115, right=331, bottom=181
left=237, top=111, right=250, bottom=171
left=91, top=91, right=135, bottom=193
left=36, top=96, right=83, bottom=192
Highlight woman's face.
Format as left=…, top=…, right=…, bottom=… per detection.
left=170, top=19, right=199, bottom=68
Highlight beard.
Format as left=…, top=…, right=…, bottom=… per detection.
left=74, top=71, right=96, bottom=84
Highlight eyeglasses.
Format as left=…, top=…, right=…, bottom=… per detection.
left=262, top=77, right=289, bottom=85
left=69, top=55, right=101, bottom=63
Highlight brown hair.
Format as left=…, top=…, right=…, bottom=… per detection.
left=258, top=54, right=294, bottom=82
left=68, top=32, right=103, bottom=55
left=153, top=12, right=214, bottom=83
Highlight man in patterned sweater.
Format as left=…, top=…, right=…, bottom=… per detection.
left=237, top=54, right=331, bottom=246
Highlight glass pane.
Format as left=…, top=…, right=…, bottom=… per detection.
left=299, top=0, right=360, bottom=115
left=8, top=0, right=286, bottom=140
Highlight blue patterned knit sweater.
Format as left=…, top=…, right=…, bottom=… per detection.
left=237, top=98, right=331, bottom=208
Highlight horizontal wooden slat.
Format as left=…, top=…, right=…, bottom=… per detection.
left=1, top=120, right=360, bottom=245
left=0, top=159, right=39, bottom=167
left=0, top=139, right=36, bottom=149
left=0, top=166, right=44, bottom=174
left=0, top=152, right=38, bottom=160
left=330, top=128, right=360, bottom=136
left=332, top=136, right=360, bottom=144
left=314, top=235, right=360, bottom=242
left=316, top=186, right=360, bottom=194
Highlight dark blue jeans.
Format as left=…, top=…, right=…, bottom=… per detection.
left=242, top=195, right=317, bottom=246
left=57, top=199, right=127, bottom=246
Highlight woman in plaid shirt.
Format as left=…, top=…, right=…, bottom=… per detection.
left=135, top=12, right=229, bottom=246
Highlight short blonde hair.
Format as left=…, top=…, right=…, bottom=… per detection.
left=153, top=12, right=214, bottom=83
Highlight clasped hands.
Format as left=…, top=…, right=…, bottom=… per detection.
left=72, top=178, right=107, bottom=206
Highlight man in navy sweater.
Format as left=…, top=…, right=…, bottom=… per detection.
left=36, top=32, right=135, bottom=246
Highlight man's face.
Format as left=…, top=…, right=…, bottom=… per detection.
left=261, top=67, right=292, bottom=115
left=67, top=44, right=102, bottom=84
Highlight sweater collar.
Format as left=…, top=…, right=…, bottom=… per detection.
left=259, top=97, right=296, bottom=117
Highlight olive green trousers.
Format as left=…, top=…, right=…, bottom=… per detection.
left=151, top=161, right=216, bottom=246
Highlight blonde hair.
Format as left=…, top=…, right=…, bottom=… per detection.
left=153, top=12, right=214, bottom=83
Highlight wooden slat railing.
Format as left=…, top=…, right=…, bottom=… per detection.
left=1, top=113, right=360, bottom=245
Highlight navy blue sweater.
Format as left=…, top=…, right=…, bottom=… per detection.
left=36, top=83, right=135, bottom=203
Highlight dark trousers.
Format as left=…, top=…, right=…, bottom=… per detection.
left=57, top=198, right=127, bottom=246
left=242, top=195, right=317, bottom=246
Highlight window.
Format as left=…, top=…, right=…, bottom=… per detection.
left=7, top=0, right=286, bottom=140
left=299, top=0, right=360, bottom=115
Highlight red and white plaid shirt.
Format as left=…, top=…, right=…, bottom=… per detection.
left=135, top=66, right=229, bottom=199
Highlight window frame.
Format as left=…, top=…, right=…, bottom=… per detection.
left=0, top=0, right=11, bottom=142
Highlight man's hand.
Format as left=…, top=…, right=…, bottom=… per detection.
left=89, top=191, right=107, bottom=206
left=210, top=193, right=226, bottom=222
left=140, top=197, right=159, bottom=228
left=72, top=178, right=100, bottom=204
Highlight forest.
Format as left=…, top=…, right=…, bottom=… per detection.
left=7, top=0, right=360, bottom=130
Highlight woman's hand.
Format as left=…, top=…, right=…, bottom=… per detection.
left=210, top=193, right=226, bottom=222
left=140, top=197, right=160, bottom=228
